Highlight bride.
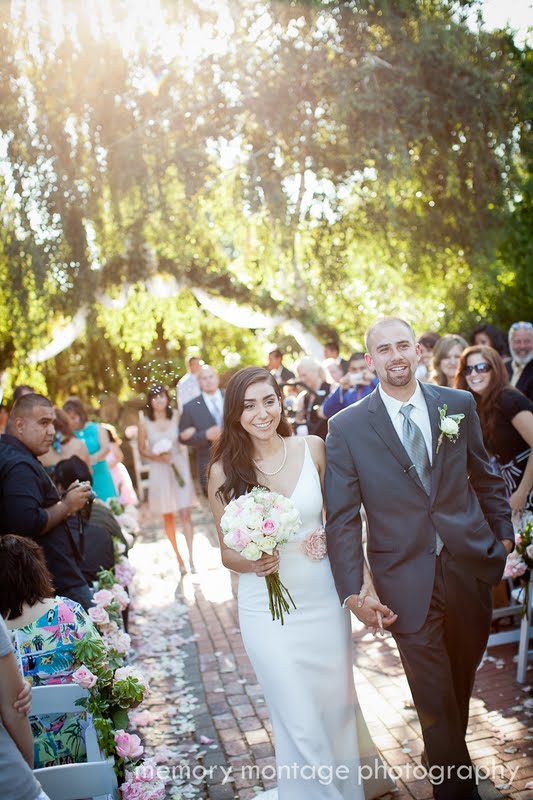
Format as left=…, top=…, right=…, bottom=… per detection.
left=208, top=367, right=395, bottom=799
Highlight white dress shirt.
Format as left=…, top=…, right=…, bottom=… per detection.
left=378, top=381, right=433, bottom=464
left=203, top=390, right=224, bottom=427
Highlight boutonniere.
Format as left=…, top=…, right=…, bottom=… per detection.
left=436, top=404, right=465, bottom=454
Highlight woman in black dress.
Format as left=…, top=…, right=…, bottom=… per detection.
left=455, top=345, right=533, bottom=528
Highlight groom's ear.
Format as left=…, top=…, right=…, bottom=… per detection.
left=364, top=353, right=373, bottom=370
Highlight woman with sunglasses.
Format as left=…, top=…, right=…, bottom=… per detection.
left=455, top=346, right=533, bottom=528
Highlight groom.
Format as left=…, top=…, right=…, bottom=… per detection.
left=325, top=317, right=514, bottom=800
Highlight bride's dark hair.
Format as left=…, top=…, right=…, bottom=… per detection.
left=209, top=366, right=293, bottom=504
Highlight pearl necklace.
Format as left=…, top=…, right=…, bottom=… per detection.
left=252, top=435, right=287, bottom=476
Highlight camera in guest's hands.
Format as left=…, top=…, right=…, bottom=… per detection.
left=79, top=482, right=97, bottom=521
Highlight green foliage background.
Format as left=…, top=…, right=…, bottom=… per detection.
left=0, top=0, right=531, bottom=401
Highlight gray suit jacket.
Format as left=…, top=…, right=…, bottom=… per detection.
left=325, top=383, right=513, bottom=633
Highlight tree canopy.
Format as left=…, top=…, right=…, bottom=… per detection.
left=1, top=0, right=531, bottom=400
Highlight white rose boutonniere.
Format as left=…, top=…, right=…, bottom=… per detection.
left=436, top=404, right=465, bottom=454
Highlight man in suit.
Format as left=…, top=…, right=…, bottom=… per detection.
left=179, top=365, right=223, bottom=495
left=325, top=317, right=514, bottom=800
left=508, top=320, right=533, bottom=400
left=267, top=348, right=295, bottom=385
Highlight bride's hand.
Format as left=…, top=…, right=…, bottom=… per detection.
left=252, top=551, right=280, bottom=577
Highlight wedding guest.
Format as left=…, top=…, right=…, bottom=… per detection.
left=293, top=356, right=330, bottom=439
left=139, top=386, right=195, bottom=573
left=0, top=613, right=50, bottom=800
left=0, top=404, right=8, bottom=437
left=63, top=397, right=117, bottom=501
left=322, top=358, right=344, bottom=387
left=267, top=348, right=295, bottom=385
left=416, top=331, right=440, bottom=381
left=322, top=352, right=378, bottom=419
left=13, top=385, right=35, bottom=403
left=508, top=321, right=533, bottom=400
left=0, top=535, right=100, bottom=769
left=53, top=457, right=115, bottom=583
left=102, top=424, right=139, bottom=507
left=177, top=355, right=203, bottom=409
left=179, top=366, right=224, bottom=495
left=0, top=394, right=93, bottom=610
left=323, top=340, right=349, bottom=373
left=39, top=408, right=92, bottom=476
left=470, top=323, right=510, bottom=361
left=455, top=345, right=533, bottom=526
left=429, top=334, right=468, bottom=387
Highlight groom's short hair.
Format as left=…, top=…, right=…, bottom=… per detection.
left=365, top=317, right=416, bottom=352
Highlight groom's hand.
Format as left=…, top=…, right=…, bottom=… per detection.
left=346, top=593, right=397, bottom=635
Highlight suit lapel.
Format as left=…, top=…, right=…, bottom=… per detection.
left=367, top=389, right=427, bottom=496
left=420, top=382, right=445, bottom=499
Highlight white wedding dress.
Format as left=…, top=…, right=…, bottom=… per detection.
left=238, top=440, right=394, bottom=799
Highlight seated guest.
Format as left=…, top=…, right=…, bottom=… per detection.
left=63, top=397, right=117, bottom=502
left=322, top=358, right=344, bottom=388
left=429, top=334, right=468, bottom=387
left=0, top=535, right=100, bottom=769
left=53, top=457, right=115, bottom=583
left=0, top=394, right=93, bottom=610
left=39, top=408, right=92, bottom=477
left=322, top=352, right=378, bottom=419
left=508, top=321, right=533, bottom=400
left=0, top=614, right=49, bottom=800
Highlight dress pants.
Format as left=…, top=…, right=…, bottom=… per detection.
left=393, top=548, right=492, bottom=800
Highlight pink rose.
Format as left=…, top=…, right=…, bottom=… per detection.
left=92, top=589, right=114, bottom=607
left=115, top=729, right=144, bottom=759
left=112, top=583, right=130, bottom=610
left=71, top=665, right=98, bottom=689
left=303, top=527, right=327, bottom=561
left=261, top=518, right=278, bottom=534
left=233, top=528, right=252, bottom=548
left=88, top=606, right=110, bottom=626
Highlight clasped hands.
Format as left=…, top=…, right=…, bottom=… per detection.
left=347, top=582, right=398, bottom=636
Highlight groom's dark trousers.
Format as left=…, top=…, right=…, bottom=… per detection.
left=325, top=383, right=513, bottom=800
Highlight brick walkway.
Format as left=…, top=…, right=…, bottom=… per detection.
left=127, top=503, right=533, bottom=800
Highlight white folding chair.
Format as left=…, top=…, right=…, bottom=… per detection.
left=486, top=579, right=533, bottom=682
left=31, top=684, right=118, bottom=800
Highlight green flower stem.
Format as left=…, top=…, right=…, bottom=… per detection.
left=265, top=573, right=297, bottom=625
left=171, top=463, right=185, bottom=487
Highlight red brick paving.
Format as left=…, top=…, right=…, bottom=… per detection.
left=131, top=504, right=533, bottom=799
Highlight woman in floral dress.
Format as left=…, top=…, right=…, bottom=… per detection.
left=0, top=535, right=100, bottom=768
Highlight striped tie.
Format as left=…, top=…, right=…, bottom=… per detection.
left=400, top=404, right=443, bottom=555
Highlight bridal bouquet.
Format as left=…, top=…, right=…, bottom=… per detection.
left=221, top=487, right=301, bottom=624
left=151, top=438, right=185, bottom=486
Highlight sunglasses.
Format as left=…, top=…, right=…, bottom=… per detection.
left=462, top=363, right=492, bottom=376
left=510, top=321, right=533, bottom=330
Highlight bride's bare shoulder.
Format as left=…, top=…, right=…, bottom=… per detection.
left=209, top=460, right=226, bottom=482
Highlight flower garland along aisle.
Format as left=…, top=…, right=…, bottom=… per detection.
left=72, top=515, right=166, bottom=798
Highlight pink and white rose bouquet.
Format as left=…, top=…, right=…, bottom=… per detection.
left=220, top=487, right=301, bottom=623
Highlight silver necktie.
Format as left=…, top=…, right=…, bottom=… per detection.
left=400, top=404, right=443, bottom=555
